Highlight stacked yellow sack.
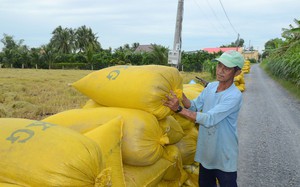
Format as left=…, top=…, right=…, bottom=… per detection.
left=242, top=60, right=251, bottom=73
left=183, top=83, right=204, bottom=100
left=0, top=118, right=111, bottom=187
left=70, top=65, right=191, bottom=186
left=234, top=71, right=246, bottom=92
left=72, top=65, right=183, bottom=120
left=42, top=107, right=168, bottom=167
left=84, top=116, right=126, bottom=187
left=40, top=66, right=206, bottom=187
left=174, top=82, right=204, bottom=186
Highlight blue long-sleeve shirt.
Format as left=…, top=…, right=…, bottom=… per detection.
left=189, top=81, right=242, bottom=172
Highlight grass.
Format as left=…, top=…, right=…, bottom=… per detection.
left=0, top=69, right=93, bottom=120
left=180, top=71, right=213, bottom=84
left=260, top=62, right=300, bottom=100
left=0, top=68, right=212, bottom=120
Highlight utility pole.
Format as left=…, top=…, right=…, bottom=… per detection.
left=236, top=33, right=240, bottom=51
left=168, top=0, right=184, bottom=69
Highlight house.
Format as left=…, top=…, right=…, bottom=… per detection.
left=203, top=47, right=243, bottom=54
left=134, top=45, right=154, bottom=53
left=243, top=50, right=259, bottom=61
left=203, top=47, right=259, bottom=61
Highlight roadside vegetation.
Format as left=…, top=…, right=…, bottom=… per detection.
left=261, top=18, right=300, bottom=100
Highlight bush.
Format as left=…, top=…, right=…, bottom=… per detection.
left=52, top=62, right=89, bottom=69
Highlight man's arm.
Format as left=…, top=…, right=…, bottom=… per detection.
left=163, top=90, right=196, bottom=121
left=177, top=107, right=197, bottom=121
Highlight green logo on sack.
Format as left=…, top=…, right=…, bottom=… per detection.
left=107, top=70, right=120, bottom=80
left=6, top=121, right=55, bottom=144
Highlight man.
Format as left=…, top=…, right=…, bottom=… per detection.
left=164, top=50, right=244, bottom=187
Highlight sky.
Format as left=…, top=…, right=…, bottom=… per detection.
left=0, top=0, right=299, bottom=53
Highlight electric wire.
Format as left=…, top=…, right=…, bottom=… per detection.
left=204, top=0, right=229, bottom=33
left=192, top=0, right=223, bottom=34
left=218, top=0, right=238, bottom=34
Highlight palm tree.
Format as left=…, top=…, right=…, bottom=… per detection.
left=149, top=44, right=168, bottom=65
left=40, top=44, right=55, bottom=69
left=50, top=26, right=75, bottom=54
left=281, top=18, right=300, bottom=43
left=75, top=25, right=101, bottom=53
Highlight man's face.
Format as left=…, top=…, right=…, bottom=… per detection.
left=216, top=62, right=236, bottom=82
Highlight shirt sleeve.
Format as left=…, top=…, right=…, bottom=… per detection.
left=188, top=86, right=207, bottom=112
left=195, top=93, right=242, bottom=128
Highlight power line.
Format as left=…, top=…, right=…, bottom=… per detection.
left=218, top=0, right=238, bottom=34
left=204, top=0, right=228, bottom=32
left=192, top=0, right=223, bottom=33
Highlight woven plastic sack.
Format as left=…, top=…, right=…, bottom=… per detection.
left=0, top=183, right=22, bottom=187
left=183, top=83, right=204, bottom=94
left=42, top=107, right=169, bottom=166
left=124, top=158, right=172, bottom=187
left=183, top=84, right=203, bottom=100
left=175, top=127, right=198, bottom=165
left=158, top=116, right=184, bottom=144
left=172, top=83, right=204, bottom=131
left=82, top=99, right=103, bottom=109
left=0, top=118, right=110, bottom=187
left=162, top=145, right=183, bottom=181
left=72, top=65, right=183, bottom=120
left=172, top=113, right=195, bottom=131
left=84, top=116, right=125, bottom=187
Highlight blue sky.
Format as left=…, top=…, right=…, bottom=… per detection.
left=0, top=0, right=299, bottom=52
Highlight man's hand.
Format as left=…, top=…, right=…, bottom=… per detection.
left=163, top=90, right=180, bottom=112
left=163, top=90, right=197, bottom=121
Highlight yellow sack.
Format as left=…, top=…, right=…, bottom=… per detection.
left=234, top=81, right=240, bottom=86
left=175, top=127, right=198, bottom=165
left=183, top=172, right=199, bottom=187
left=183, top=163, right=199, bottom=186
left=0, top=118, right=110, bottom=187
left=162, top=145, right=183, bottom=181
left=82, top=99, right=103, bottom=109
left=172, top=113, right=195, bottom=131
left=0, top=183, right=22, bottom=187
left=72, top=65, right=183, bottom=120
left=183, top=83, right=204, bottom=94
left=85, top=116, right=125, bottom=187
left=124, top=158, right=173, bottom=187
left=236, top=84, right=246, bottom=92
left=42, top=107, right=169, bottom=166
left=183, top=162, right=199, bottom=175
left=183, top=83, right=204, bottom=100
left=174, top=84, right=202, bottom=131
left=158, top=116, right=184, bottom=144
left=158, top=170, right=188, bottom=187
left=157, top=180, right=180, bottom=187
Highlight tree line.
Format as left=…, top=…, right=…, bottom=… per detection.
left=1, top=18, right=298, bottom=78
left=0, top=25, right=222, bottom=72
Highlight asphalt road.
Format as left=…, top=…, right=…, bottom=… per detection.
left=237, top=64, right=300, bottom=187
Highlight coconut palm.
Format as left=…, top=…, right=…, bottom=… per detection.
left=75, top=25, right=101, bottom=53
left=281, top=18, right=300, bottom=43
left=50, top=26, right=75, bottom=54
left=149, top=44, right=168, bottom=65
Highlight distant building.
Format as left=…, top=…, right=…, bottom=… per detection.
left=203, top=47, right=243, bottom=54
left=203, top=47, right=259, bottom=61
left=134, top=45, right=154, bottom=53
left=243, top=50, right=259, bottom=61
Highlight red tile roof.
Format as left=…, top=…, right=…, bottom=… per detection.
left=203, top=47, right=241, bottom=53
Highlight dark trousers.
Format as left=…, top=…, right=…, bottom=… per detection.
left=199, top=163, right=237, bottom=187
